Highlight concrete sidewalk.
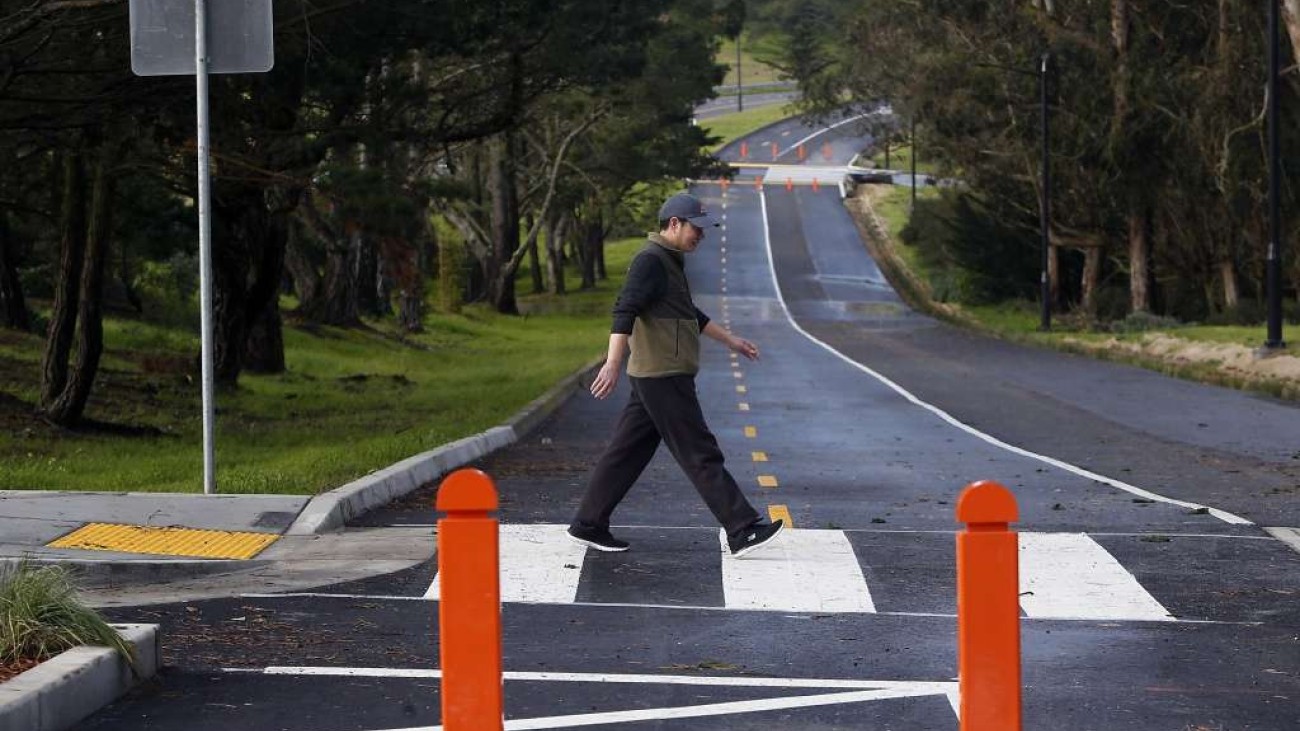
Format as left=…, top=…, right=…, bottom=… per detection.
left=0, top=358, right=601, bottom=600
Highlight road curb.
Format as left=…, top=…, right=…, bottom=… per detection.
left=0, top=623, right=160, bottom=731
left=0, top=556, right=271, bottom=589
left=287, top=355, right=604, bottom=535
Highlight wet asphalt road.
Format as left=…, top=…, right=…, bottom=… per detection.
left=80, top=115, right=1300, bottom=730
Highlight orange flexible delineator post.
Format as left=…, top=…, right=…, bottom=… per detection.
left=437, top=469, right=504, bottom=731
left=955, top=480, right=1021, bottom=731
left=770, top=142, right=779, bottom=160
left=740, top=141, right=749, bottom=159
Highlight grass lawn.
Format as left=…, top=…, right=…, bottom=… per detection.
left=0, top=239, right=643, bottom=495
left=858, top=144, right=939, bottom=175
left=716, top=36, right=785, bottom=88
left=700, top=105, right=797, bottom=151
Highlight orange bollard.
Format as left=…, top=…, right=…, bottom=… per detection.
left=754, top=177, right=763, bottom=191
left=812, top=178, right=820, bottom=192
left=770, top=142, right=779, bottom=160
left=437, top=469, right=504, bottom=731
left=822, top=142, right=833, bottom=161
left=955, top=480, right=1021, bottom=731
left=785, top=177, right=793, bottom=191
left=797, top=144, right=807, bottom=161
left=740, top=141, right=749, bottom=159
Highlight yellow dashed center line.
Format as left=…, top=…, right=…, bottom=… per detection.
left=738, top=402, right=750, bottom=411
left=733, top=372, right=743, bottom=379
left=751, top=451, right=768, bottom=462
left=768, top=504, right=793, bottom=527
left=744, top=426, right=757, bottom=438
left=736, top=385, right=747, bottom=394
left=757, top=475, right=779, bottom=488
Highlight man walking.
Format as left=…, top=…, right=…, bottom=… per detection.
left=567, top=192, right=784, bottom=559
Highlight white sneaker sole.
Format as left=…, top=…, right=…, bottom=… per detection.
left=566, top=532, right=629, bottom=552
left=729, top=522, right=785, bottom=559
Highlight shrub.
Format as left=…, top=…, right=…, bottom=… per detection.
left=900, top=191, right=1039, bottom=306
left=1109, top=311, right=1183, bottom=334
left=0, top=563, right=133, bottom=670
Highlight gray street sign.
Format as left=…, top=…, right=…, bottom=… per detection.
left=130, top=0, right=274, bottom=76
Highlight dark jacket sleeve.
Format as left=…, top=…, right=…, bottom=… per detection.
left=695, top=307, right=710, bottom=331
left=611, top=254, right=668, bottom=334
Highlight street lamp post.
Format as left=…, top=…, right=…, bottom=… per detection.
left=911, top=117, right=918, bottom=209
left=1039, top=53, right=1052, bottom=332
left=1265, top=0, right=1286, bottom=349
left=736, top=37, right=744, bottom=113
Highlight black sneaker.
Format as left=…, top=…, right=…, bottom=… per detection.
left=727, top=520, right=785, bottom=558
left=567, top=525, right=630, bottom=552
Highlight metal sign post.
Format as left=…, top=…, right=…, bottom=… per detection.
left=130, top=0, right=274, bottom=494
left=194, top=0, right=216, bottom=495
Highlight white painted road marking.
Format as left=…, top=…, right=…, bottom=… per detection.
left=411, top=524, right=1177, bottom=620
left=1019, top=532, right=1174, bottom=621
left=425, top=524, right=586, bottom=603
left=226, top=666, right=959, bottom=729
left=719, top=528, right=876, bottom=613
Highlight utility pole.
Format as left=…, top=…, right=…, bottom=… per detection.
left=1264, top=0, right=1286, bottom=349
left=911, top=117, right=918, bottom=209
left=1039, top=53, right=1052, bottom=332
left=736, top=37, right=744, bottom=113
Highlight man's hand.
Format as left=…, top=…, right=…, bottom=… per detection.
left=729, top=336, right=760, bottom=361
left=590, top=360, right=622, bottom=399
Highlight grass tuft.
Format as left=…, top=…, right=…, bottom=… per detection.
left=0, top=563, right=134, bottom=669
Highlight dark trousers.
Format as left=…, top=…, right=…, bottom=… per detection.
left=572, top=374, right=761, bottom=538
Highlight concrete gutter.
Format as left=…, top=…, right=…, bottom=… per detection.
left=287, top=355, right=603, bottom=535
left=0, top=623, right=160, bottom=731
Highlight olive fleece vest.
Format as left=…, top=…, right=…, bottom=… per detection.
left=627, top=237, right=700, bottom=378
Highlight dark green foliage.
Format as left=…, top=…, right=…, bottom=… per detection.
left=901, top=192, right=1039, bottom=305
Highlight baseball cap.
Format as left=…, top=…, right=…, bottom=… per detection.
left=658, top=192, right=719, bottom=228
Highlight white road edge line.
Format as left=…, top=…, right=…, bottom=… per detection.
left=757, top=189, right=1252, bottom=526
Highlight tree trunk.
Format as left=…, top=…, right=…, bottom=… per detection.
left=1219, top=259, right=1240, bottom=311
left=284, top=223, right=321, bottom=309
left=488, top=132, right=520, bottom=314
left=437, top=228, right=463, bottom=313
left=545, top=213, right=566, bottom=295
left=1284, top=2, right=1300, bottom=80
left=353, top=231, right=382, bottom=316
left=316, top=247, right=362, bottom=325
left=527, top=229, right=544, bottom=294
left=41, top=151, right=87, bottom=409
left=1047, top=243, right=1060, bottom=311
left=580, top=217, right=601, bottom=290
left=1080, top=246, right=1103, bottom=317
left=244, top=298, right=285, bottom=374
left=0, top=209, right=31, bottom=331
left=243, top=191, right=291, bottom=374
left=43, top=146, right=112, bottom=425
left=1128, top=209, right=1150, bottom=313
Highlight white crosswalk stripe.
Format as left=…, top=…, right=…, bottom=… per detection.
left=422, top=524, right=1177, bottom=622
left=425, top=524, right=587, bottom=603
left=1018, top=532, right=1174, bottom=621
left=719, top=528, right=875, bottom=613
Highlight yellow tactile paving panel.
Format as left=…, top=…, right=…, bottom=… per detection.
left=48, top=523, right=278, bottom=560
